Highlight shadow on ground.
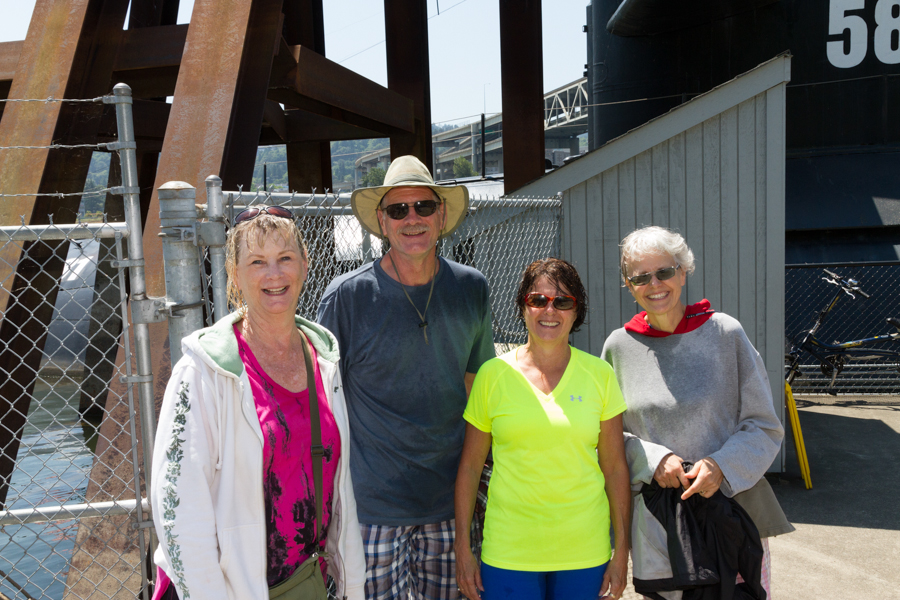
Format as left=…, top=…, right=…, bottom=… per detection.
left=772, top=398, right=900, bottom=531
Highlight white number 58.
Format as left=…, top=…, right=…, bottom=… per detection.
left=828, top=0, right=900, bottom=68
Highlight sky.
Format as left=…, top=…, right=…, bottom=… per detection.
left=2, top=0, right=590, bottom=125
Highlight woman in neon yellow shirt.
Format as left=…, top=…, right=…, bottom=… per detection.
left=454, top=258, right=631, bottom=600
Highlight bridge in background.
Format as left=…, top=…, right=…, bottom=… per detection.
left=356, top=78, right=589, bottom=184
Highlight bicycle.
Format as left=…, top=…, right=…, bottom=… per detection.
left=784, top=269, right=900, bottom=394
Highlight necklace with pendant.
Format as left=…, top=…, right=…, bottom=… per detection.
left=388, top=250, right=437, bottom=345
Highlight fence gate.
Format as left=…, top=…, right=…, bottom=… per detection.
left=0, top=85, right=156, bottom=600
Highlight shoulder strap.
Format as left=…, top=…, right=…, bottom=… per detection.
left=300, top=333, right=325, bottom=545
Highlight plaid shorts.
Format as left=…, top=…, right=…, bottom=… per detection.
left=360, top=516, right=483, bottom=600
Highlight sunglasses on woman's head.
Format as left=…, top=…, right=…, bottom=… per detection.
left=524, top=292, right=577, bottom=311
left=627, top=265, right=680, bottom=287
left=233, top=205, right=295, bottom=226
left=380, top=200, right=440, bottom=220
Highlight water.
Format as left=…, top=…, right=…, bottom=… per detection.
left=1, top=382, right=98, bottom=600
left=1, top=239, right=106, bottom=600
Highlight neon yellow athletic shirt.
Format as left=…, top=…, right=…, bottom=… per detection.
left=463, top=347, right=626, bottom=571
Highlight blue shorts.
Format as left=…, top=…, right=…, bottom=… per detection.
left=480, top=562, right=608, bottom=600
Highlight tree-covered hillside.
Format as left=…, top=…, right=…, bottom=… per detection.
left=248, top=139, right=390, bottom=191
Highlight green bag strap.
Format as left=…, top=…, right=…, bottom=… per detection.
left=300, top=333, right=325, bottom=546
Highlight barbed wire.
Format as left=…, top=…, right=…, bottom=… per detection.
left=0, top=142, right=119, bottom=151
left=0, top=188, right=116, bottom=199
left=0, top=96, right=108, bottom=104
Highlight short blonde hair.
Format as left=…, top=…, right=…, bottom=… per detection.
left=225, top=213, right=308, bottom=314
left=620, top=226, right=695, bottom=285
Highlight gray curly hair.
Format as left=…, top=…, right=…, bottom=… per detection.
left=619, top=226, right=695, bottom=285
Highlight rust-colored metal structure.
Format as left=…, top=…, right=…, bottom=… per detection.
left=0, top=0, right=547, bottom=511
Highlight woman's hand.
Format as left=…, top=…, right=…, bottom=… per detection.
left=454, top=424, right=491, bottom=599
left=681, top=457, right=725, bottom=500
left=599, top=548, right=628, bottom=599
left=653, top=453, right=689, bottom=489
left=455, top=546, right=483, bottom=600
left=598, top=415, right=631, bottom=600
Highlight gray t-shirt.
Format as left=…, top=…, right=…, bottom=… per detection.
left=317, top=256, right=495, bottom=525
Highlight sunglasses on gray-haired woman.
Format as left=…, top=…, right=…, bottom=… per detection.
left=627, top=265, right=680, bottom=286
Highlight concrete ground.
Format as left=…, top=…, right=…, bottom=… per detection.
left=617, top=394, right=900, bottom=600
left=768, top=394, right=900, bottom=598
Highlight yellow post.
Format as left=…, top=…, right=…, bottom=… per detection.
left=785, top=382, right=812, bottom=489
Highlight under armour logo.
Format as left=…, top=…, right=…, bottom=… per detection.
left=570, top=395, right=582, bottom=402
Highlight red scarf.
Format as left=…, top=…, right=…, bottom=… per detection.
left=624, top=299, right=715, bottom=337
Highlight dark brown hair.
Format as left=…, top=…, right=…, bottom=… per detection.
left=515, top=258, right=588, bottom=332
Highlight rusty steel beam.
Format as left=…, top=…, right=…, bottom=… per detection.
left=281, top=0, right=332, bottom=191
left=262, top=99, right=288, bottom=142
left=384, top=0, right=432, bottom=168
left=96, top=99, right=171, bottom=146
left=119, top=0, right=287, bottom=463
left=499, top=0, right=545, bottom=192
left=0, top=41, right=21, bottom=117
left=0, top=0, right=129, bottom=507
left=0, top=41, right=19, bottom=120
left=272, top=44, right=415, bottom=134
left=111, top=66, right=180, bottom=99
left=285, top=109, right=382, bottom=142
left=128, top=0, right=179, bottom=28
left=286, top=139, right=333, bottom=192
left=0, top=24, right=186, bottom=86
left=0, top=42, right=21, bottom=82
left=267, top=83, right=414, bottom=140
left=4, top=23, right=417, bottom=140
left=283, top=0, right=325, bottom=51
left=219, top=1, right=285, bottom=190
left=115, top=24, right=187, bottom=71
left=111, top=24, right=187, bottom=99
left=264, top=104, right=389, bottom=152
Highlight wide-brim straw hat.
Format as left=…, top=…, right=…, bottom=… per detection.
left=351, top=155, right=469, bottom=239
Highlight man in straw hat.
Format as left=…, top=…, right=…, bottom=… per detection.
left=318, top=155, right=495, bottom=600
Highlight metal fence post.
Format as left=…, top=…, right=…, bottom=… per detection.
left=110, top=83, right=156, bottom=600
left=205, top=176, right=229, bottom=322
left=158, top=182, right=205, bottom=366
left=110, top=84, right=158, bottom=483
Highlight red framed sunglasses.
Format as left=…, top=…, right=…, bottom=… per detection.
left=524, top=292, right=577, bottom=311
left=233, top=205, right=295, bottom=226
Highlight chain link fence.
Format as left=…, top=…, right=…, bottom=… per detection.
left=785, top=263, right=900, bottom=394
left=0, top=85, right=154, bottom=600
left=0, top=155, right=562, bottom=600
left=215, top=190, right=563, bottom=351
left=0, top=224, right=149, bottom=600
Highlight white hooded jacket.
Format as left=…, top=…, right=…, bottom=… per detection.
left=150, top=312, right=365, bottom=600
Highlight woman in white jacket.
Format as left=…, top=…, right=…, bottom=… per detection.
left=150, top=206, right=365, bottom=600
